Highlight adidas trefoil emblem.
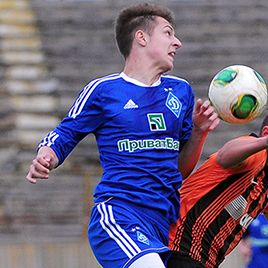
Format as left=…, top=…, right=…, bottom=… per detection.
left=124, top=99, right=138, bottom=109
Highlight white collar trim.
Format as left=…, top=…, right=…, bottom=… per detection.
left=120, top=72, right=161, bottom=87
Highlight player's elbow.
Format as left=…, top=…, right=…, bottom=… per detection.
left=216, top=150, right=232, bottom=169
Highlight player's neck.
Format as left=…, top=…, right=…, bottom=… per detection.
left=123, top=63, right=162, bottom=86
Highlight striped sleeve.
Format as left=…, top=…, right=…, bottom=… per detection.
left=38, top=74, right=120, bottom=164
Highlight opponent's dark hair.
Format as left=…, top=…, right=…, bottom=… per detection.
left=115, top=3, right=175, bottom=58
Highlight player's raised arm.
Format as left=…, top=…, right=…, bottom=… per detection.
left=217, top=133, right=268, bottom=168
left=26, top=146, right=59, bottom=184
left=179, top=99, right=220, bottom=178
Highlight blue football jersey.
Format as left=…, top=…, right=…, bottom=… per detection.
left=247, top=214, right=268, bottom=268
left=39, top=72, right=194, bottom=223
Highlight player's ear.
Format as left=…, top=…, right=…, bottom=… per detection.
left=261, top=126, right=268, bottom=136
left=135, top=30, right=147, bottom=46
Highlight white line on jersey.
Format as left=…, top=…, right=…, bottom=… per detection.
left=38, top=131, right=59, bottom=147
left=68, top=73, right=121, bottom=118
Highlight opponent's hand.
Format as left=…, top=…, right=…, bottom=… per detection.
left=193, top=99, right=220, bottom=132
left=26, top=147, right=58, bottom=184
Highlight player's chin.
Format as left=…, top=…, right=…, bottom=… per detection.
left=168, top=55, right=175, bottom=66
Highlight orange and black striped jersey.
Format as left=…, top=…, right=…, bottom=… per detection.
left=169, top=136, right=268, bottom=268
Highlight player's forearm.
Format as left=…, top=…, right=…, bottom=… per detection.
left=178, top=128, right=208, bottom=179
left=217, top=136, right=268, bottom=168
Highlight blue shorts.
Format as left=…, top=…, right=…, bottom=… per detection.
left=248, top=249, right=268, bottom=268
left=88, top=198, right=171, bottom=268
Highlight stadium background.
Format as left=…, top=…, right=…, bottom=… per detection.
left=1, top=0, right=267, bottom=267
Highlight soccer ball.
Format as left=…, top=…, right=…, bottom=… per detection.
left=208, top=65, right=268, bottom=124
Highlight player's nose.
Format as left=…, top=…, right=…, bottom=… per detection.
left=174, top=36, right=182, bottom=49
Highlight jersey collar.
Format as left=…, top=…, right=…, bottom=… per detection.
left=120, top=72, right=161, bottom=87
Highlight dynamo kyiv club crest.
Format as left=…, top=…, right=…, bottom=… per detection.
left=137, top=231, right=150, bottom=245
left=165, top=92, right=182, bottom=118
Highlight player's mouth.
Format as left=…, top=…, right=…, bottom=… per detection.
left=168, top=52, right=176, bottom=59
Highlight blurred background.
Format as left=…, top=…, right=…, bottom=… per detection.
left=1, top=0, right=268, bottom=267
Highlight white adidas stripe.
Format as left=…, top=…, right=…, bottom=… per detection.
left=98, top=204, right=133, bottom=258
left=38, top=131, right=59, bottom=147
left=68, top=79, right=97, bottom=117
left=68, top=74, right=121, bottom=119
left=97, top=203, right=141, bottom=258
left=107, top=205, right=141, bottom=253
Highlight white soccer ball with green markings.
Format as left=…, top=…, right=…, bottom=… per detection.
left=208, top=65, right=268, bottom=124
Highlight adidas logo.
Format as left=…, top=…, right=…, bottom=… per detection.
left=124, top=99, right=138, bottom=109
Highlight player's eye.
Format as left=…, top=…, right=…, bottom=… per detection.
left=166, top=30, right=171, bottom=36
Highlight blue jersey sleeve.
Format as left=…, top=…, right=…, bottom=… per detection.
left=38, top=81, right=104, bottom=165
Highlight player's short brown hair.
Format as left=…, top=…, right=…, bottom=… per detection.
left=115, top=3, right=175, bottom=58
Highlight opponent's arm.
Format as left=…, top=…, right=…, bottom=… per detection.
left=179, top=99, right=220, bottom=178
left=217, top=135, right=268, bottom=168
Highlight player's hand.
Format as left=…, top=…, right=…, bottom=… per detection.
left=26, top=147, right=58, bottom=184
left=193, top=99, right=220, bottom=132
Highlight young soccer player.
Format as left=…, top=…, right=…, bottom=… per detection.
left=168, top=115, right=268, bottom=268
left=26, top=3, right=219, bottom=268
